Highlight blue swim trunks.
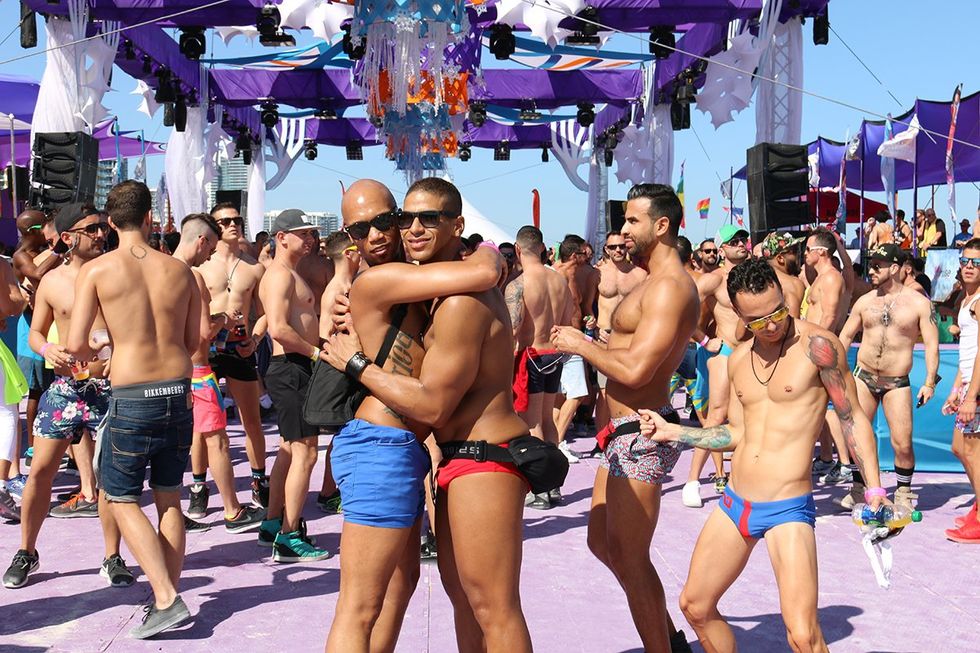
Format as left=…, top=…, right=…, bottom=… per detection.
left=35, top=376, right=111, bottom=442
left=719, top=484, right=815, bottom=538
left=330, top=419, right=429, bottom=529
left=690, top=345, right=722, bottom=413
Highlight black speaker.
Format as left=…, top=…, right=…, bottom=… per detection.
left=214, top=190, right=247, bottom=214
left=2, top=166, right=29, bottom=199
left=746, top=143, right=810, bottom=241
left=29, top=131, right=99, bottom=211
left=606, top=199, right=626, bottom=233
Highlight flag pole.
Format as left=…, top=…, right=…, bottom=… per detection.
left=912, top=123, right=919, bottom=256
left=729, top=166, right=734, bottom=225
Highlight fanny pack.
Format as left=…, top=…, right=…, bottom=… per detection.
left=439, top=435, right=569, bottom=494
left=302, top=304, right=407, bottom=428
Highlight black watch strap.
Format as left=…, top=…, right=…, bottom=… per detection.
left=345, top=351, right=372, bottom=380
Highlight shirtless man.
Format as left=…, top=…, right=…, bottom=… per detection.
left=640, top=257, right=885, bottom=653
left=506, top=225, right=573, bottom=509
left=173, top=214, right=266, bottom=532
left=325, top=177, right=537, bottom=652
left=683, top=225, right=750, bottom=508
left=198, top=202, right=269, bottom=507
left=698, top=239, right=720, bottom=274
left=255, top=210, right=331, bottom=562
left=3, top=204, right=132, bottom=591
left=838, top=243, right=940, bottom=510
left=761, top=232, right=806, bottom=318
left=594, top=230, right=647, bottom=434
left=899, top=254, right=929, bottom=297
left=298, top=245, right=333, bottom=317
left=323, top=179, right=503, bottom=652
left=866, top=210, right=894, bottom=250
left=63, top=182, right=200, bottom=637
left=551, top=183, right=699, bottom=653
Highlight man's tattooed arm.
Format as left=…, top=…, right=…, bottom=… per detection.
left=674, top=424, right=736, bottom=451
left=504, top=276, right=525, bottom=335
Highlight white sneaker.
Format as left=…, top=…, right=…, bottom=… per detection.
left=681, top=481, right=703, bottom=508
left=558, top=441, right=580, bottom=464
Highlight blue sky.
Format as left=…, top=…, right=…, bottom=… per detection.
left=1, top=1, right=978, bottom=244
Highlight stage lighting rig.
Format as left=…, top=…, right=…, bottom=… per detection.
left=179, top=27, right=206, bottom=61
left=576, top=102, right=595, bottom=128
left=257, top=4, right=296, bottom=47
left=459, top=144, right=472, bottom=161
left=304, top=139, right=318, bottom=161
left=488, top=24, right=516, bottom=60
left=468, top=101, right=487, bottom=128
left=494, top=141, right=511, bottom=161
left=541, top=145, right=550, bottom=163
left=670, top=100, right=690, bottom=131
left=346, top=143, right=364, bottom=161
left=236, top=131, right=252, bottom=166
left=260, top=102, right=279, bottom=128
left=123, top=39, right=135, bottom=60
left=648, top=25, right=675, bottom=59
left=174, top=96, right=188, bottom=132
left=154, top=67, right=176, bottom=104
left=813, top=10, right=829, bottom=45
left=675, top=74, right=696, bottom=104
left=566, top=6, right=600, bottom=45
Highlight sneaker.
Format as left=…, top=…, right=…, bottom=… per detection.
left=225, top=505, right=266, bottom=534
left=273, top=529, right=332, bottom=563
left=670, top=629, right=694, bottom=653
left=713, top=474, right=729, bottom=495
left=954, top=503, right=978, bottom=528
left=296, top=517, right=317, bottom=546
left=945, top=517, right=980, bottom=544
left=681, top=481, right=703, bottom=508
left=548, top=488, right=562, bottom=504
left=316, top=490, right=342, bottom=514
left=3, top=549, right=39, bottom=589
left=524, top=491, right=536, bottom=507
left=251, top=476, right=269, bottom=508
left=186, top=483, right=209, bottom=519
left=130, top=595, right=191, bottom=639
left=6, top=474, right=27, bottom=500
left=558, top=441, right=580, bottom=464
left=258, top=517, right=281, bottom=548
left=23, top=447, right=32, bottom=468
left=0, top=488, right=20, bottom=522
left=588, top=444, right=603, bottom=458
left=527, top=493, right=550, bottom=510
left=420, top=531, right=438, bottom=560
left=837, top=483, right=865, bottom=510
left=49, top=493, right=99, bottom=518
left=811, top=457, right=836, bottom=476
left=183, top=515, right=211, bottom=534
left=100, top=554, right=135, bottom=587
left=819, top=462, right=853, bottom=485
left=893, top=486, right=918, bottom=511
left=63, top=457, right=79, bottom=477
left=57, top=486, right=82, bottom=501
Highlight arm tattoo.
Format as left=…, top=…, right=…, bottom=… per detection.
left=505, top=277, right=525, bottom=331
left=807, top=335, right=866, bottom=478
left=929, top=310, right=938, bottom=326
left=675, top=424, right=734, bottom=450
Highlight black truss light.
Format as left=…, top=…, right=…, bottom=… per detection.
left=179, top=27, right=206, bottom=61
left=123, top=39, right=135, bottom=60
left=162, top=102, right=175, bottom=127
left=458, top=143, right=471, bottom=161
left=813, top=10, right=830, bottom=45
left=566, top=6, right=600, bottom=45
left=604, top=146, right=615, bottom=167
left=675, top=74, right=696, bottom=104
left=576, top=102, right=595, bottom=128
left=236, top=130, right=252, bottom=166
left=468, top=101, right=487, bottom=128
left=488, top=24, right=516, bottom=60
left=346, top=143, right=363, bottom=160
left=304, top=139, right=318, bottom=161
left=541, top=145, right=550, bottom=163
left=257, top=4, right=296, bottom=47
left=260, top=101, right=279, bottom=128
left=648, top=25, right=675, bottom=60
left=154, top=67, right=176, bottom=104
left=341, top=23, right=366, bottom=60
left=494, top=141, right=510, bottom=161
left=670, top=100, right=690, bottom=131
left=174, top=96, right=188, bottom=132
left=142, top=54, right=152, bottom=75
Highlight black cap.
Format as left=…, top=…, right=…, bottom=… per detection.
left=868, top=243, right=902, bottom=265
left=54, top=202, right=99, bottom=234
left=270, top=209, right=314, bottom=235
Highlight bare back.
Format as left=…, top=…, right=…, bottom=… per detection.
left=521, top=264, right=571, bottom=349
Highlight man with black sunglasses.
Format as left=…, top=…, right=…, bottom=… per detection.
left=198, top=202, right=270, bottom=509
left=697, top=239, right=720, bottom=273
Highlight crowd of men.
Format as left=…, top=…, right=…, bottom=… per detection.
left=0, top=177, right=976, bottom=652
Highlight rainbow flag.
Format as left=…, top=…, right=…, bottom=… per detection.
left=696, top=198, right=710, bottom=220
left=677, top=161, right=686, bottom=228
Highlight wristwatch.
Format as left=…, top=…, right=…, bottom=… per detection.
left=345, top=351, right=372, bottom=380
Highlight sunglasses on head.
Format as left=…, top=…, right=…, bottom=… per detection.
left=396, top=209, right=455, bottom=230
left=217, top=216, right=244, bottom=228
left=606, top=244, right=627, bottom=251
left=744, top=305, right=790, bottom=332
left=960, top=256, right=980, bottom=268
left=69, top=222, right=111, bottom=236
left=344, top=210, right=398, bottom=240
left=805, top=245, right=829, bottom=253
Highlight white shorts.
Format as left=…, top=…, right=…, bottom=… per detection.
left=560, top=354, right=589, bottom=399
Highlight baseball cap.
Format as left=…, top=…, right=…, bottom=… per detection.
left=270, top=209, right=314, bottom=235
left=54, top=202, right=100, bottom=234
left=761, top=232, right=804, bottom=258
left=717, top=225, right=749, bottom=245
left=961, top=219, right=971, bottom=227
left=867, top=243, right=902, bottom=265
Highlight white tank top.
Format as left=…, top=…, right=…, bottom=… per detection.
left=958, top=294, right=980, bottom=380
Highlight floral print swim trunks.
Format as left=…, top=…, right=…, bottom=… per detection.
left=34, top=376, right=111, bottom=442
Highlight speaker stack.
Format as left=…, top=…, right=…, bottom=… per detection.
left=606, top=199, right=626, bottom=233
left=745, top=143, right=810, bottom=242
left=29, top=131, right=99, bottom=211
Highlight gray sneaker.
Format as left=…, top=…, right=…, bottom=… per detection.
left=49, top=493, right=99, bottom=518
left=811, top=457, right=836, bottom=476
left=100, top=554, right=135, bottom=587
left=130, top=595, right=191, bottom=639
left=820, top=462, right=853, bottom=485
left=0, top=488, right=20, bottom=522
left=527, top=493, right=551, bottom=510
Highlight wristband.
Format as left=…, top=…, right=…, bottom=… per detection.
left=345, top=351, right=372, bottom=380
left=477, top=241, right=500, bottom=255
left=583, top=334, right=593, bottom=343
left=864, top=487, right=887, bottom=502
left=310, top=347, right=321, bottom=362
left=699, top=335, right=709, bottom=347
left=40, top=342, right=52, bottom=358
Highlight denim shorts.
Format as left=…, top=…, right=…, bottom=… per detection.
left=330, top=419, right=429, bottom=529
left=99, top=379, right=193, bottom=503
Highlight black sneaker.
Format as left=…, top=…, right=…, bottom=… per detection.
left=548, top=488, right=562, bottom=504
left=670, top=629, right=694, bottom=653
left=130, top=595, right=191, bottom=639
left=251, top=477, right=269, bottom=508
left=420, top=532, right=438, bottom=560
left=225, top=505, right=266, bottom=534
left=100, top=554, right=135, bottom=587
left=316, top=490, right=342, bottom=514
left=183, top=515, right=211, bottom=534
left=186, top=483, right=209, bottom=519
left=3, top=549, right=39, bottom=589
left=527, top=493, right=551, bottom=510
left=0, top=487, right=20, bottom=522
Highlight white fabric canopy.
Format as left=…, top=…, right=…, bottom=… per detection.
left=461, top=196, right=512, bottom=243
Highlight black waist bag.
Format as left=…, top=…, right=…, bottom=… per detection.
left=303, top=305, right=407, bottom=428
left=440, top=435, right=569, bottom=495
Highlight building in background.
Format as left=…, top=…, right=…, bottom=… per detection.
left=264, top=210, right=339, bottom=236
left=210, top=153, right=248, bottom=210
left=95, top=159, right=127, bottom=209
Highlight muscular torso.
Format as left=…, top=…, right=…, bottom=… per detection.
left=700, top=269, right=741, bottom=346
left=854, top=289, right=927, bottom=376
left=806, top=270, right=849, bottom=333
left=597, top=262, right=647, bottom=331
left=36, top=265, right=108, bottom=378
left=297, top=253, right=333, bottom=317
left=266, top=264, right=320, bottom=357
left=553, top=260, right=583, bottom=326
left=198, top=249, right=264, bottom=334
left=521, top=265, right=569, bottom=349
left=574, top=264, right=599, bottom=321
left=606, top=270, right=699, bottom=418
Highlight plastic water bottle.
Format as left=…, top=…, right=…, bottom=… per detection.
left=851, top=503, right=923, bottom=529
left=214, top=328, right=229, bottom=353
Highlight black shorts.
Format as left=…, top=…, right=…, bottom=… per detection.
left=209, top=349, right=259, bottom=383
left=527, top=352, right=563, bottom=394
left=265, top=354, right=319, bottom=442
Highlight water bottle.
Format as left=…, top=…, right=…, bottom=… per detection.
left=214, top=328, right=229, bottom=353
left=851, top=503, right=923, bottom=529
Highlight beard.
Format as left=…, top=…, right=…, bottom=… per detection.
left=785, top=259, right=801, bottom=276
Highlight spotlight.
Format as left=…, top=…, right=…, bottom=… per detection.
left=123, top=39, right=135, bottom=60
left=20, top=2, right=37, bottom=49
left=468, top=101, right=487, bottom=128
left=488, top=24, right=516, bottom=60
left=604, top=147, right=614, bottom=167
left=670, top=101, right=690, bottom=130
left=368, top=113, right=384, bottom=128
left=341, top=23, right=366, bottom=60
left=154, top=68, right=176, bottom=103
left=648, top=25, right=675, bottom=60
left=257, top=4, right=296, bottom=47
left=142, top=54, right=152, bottom=75
left=260, top=102, right=279, bottom=128
left=346, top=143, right=363, bottom=161
left=314, top=107, right=337, bottom=120
left=566, top=6, right=600, bottom=45
left=162, top=102, right=175, bottom=127
left=541, top=145, right=550, bottom=163
left=675, top=75, right=696, bottom=104
left=304, top=139, right=318, bottom=161
left=459, top=144, right=471, bottom=161
left=518, top=107, right=542, bottom=122
left=242, top=147, right=252, bottom=166
left=174, top=96, right=187, bottom=132
left=813, top=10, right=829, bottom=45
left=236, top=131, right=252, bottom=166
left=178, top=27, right=206, bottom=61
left=576, top=102, right=595, bottom=128
left=494, top=141, right=510, bottom=161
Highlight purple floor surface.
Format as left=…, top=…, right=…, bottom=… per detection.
left=1, top=421, right=978, bottom=652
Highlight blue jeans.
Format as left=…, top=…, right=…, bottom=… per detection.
left=99, top=380, right=193, bottom=502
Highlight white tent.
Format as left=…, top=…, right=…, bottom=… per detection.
left=461, top=196, right=512, bottom=243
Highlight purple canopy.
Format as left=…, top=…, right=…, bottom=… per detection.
left=305, top=117, right=567, bottom=150
left=0, top=74, right=40, bottom=130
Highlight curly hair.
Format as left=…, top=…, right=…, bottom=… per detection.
left=727, top=256, right=779, bottom=306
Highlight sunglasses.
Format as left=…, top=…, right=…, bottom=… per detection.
left=344, top=210, right=398, bottom=240
left=606, top=244, right=627, bottom=251
left=700, top=248, right=718, bottom=254
left=724, top=237, right=748, bottom=246
left=744, top=305, right=790, bottom=332
left=69, top=222, right=111, bottom=236
left=805, top=245, right=829, bottom=253
left=217, top=216, right=244, bottom=228
left=960, top=257, right=980, bottom=268
left=396, top=210, right=455, bottom=230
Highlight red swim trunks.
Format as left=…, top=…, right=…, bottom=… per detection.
left=436, top=442, right=528, bottom=492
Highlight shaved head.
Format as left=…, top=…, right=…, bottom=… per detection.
left=341, top=179, right=396, bottom=226
left=16, top=209, right=46, bottom=235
